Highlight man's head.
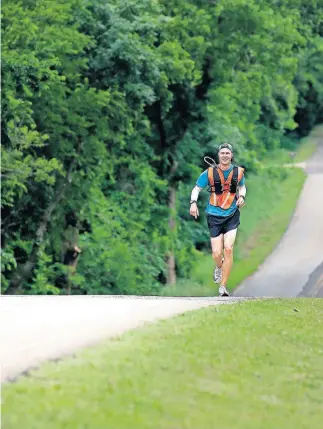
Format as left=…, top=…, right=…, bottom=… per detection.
left=218, top=143, right=233, bottom=166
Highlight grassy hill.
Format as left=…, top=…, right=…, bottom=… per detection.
left=3, top=298, right=323, bottom=429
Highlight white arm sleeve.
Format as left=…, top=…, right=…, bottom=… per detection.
left=190, top=185, right=202, bottom=202
left=238, top=184, right=246, bottom=197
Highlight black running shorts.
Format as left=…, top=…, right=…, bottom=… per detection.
left=206, top=209, right=240, bottom=238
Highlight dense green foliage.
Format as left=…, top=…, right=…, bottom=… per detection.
left=2, top=0, right=323, bottom=295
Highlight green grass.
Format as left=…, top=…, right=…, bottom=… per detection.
left=293, top=124, right=322, bottom=162
left=293, top=140, right=316, bottom=162
left=3, top=299, right=323, bottom=429
left=159, top=278, right=218, bottom=297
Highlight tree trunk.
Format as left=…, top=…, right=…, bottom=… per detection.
left=64, top=245, right=82, bottom=295
left=166, top=186, right=176, bottom=285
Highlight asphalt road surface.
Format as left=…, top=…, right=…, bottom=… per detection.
left=298, top=261, right=323, bottom=298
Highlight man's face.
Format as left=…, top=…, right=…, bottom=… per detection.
left=218, top=148, right=232, bottom=165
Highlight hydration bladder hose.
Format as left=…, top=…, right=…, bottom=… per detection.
left=204, top=156, right=217, bottom=168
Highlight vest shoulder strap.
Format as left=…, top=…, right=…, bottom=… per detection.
left=213, top=168, right=222, bottom=193
left=231, top=166, right=244, bottom=192
left=207, top=167, right=214, bottom=186
left=232, top=165, right=239, bottom=183
left=207, top=167, right=223, bottom=193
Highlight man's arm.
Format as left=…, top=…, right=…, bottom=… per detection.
left=190, top=170, right=208, bottom=219
left=236, top=177, right=246, bottom=207
left=189, top=185, right=202, bottom=219
left=190, top=185, right=202, bottom=204
left=238, top=184, right=246, bottom=198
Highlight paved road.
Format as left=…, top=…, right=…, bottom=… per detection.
left=0, top=295, right=251, bottom=382
left=298, top=261, right=323, bottom=297
left=234, top=128, right=323, bottom=298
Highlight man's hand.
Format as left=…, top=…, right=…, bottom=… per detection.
left=190, top=202, right=199, bottom=219
left=236, top=196, right=245, bottom=208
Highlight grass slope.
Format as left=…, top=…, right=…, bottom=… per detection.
left=3, top=299, right=323, bottom=429
left=294, top=124, right=322, bottom=162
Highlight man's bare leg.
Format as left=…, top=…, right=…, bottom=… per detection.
left=211, top=234, right=224, bottom=268
left=210, top=234, right=224, bottom=283
left=221, top=228, right=238, bottom=287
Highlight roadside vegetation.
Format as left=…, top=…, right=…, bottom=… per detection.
left=2, top=0, right=322, bottom=295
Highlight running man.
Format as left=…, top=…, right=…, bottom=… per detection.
left=189, top=143, right=246, bottom=296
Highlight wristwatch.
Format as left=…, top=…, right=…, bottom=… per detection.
left=239, top=195, right=245, bottom=200
left=190, top=200, right=197, bottom=204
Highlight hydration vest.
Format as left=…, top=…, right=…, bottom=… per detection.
left=207, top=165, right=244, bottom=209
